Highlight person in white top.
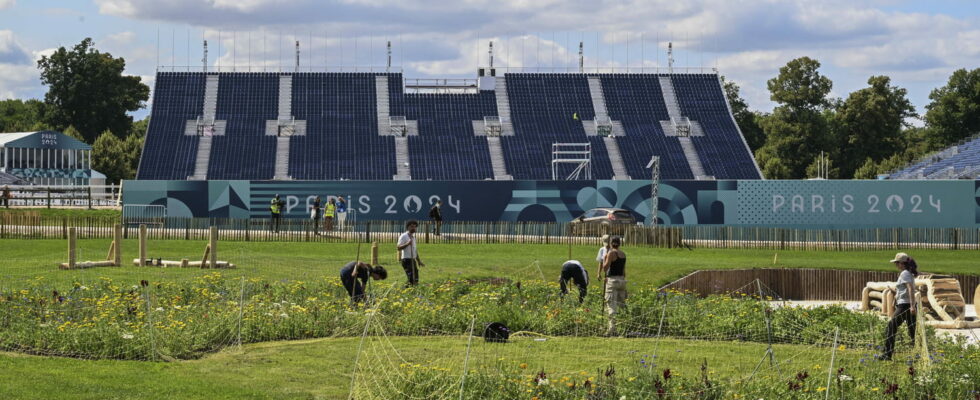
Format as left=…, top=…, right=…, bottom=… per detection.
left=881, top=252, right=919, bottom=360
left=396, top=220, right=425, bottom=286
left=595, top=234, right=610, bottom=279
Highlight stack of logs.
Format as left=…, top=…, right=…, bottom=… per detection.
left=861, top=275, right=980, bottom=329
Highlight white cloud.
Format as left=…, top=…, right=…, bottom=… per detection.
left=105, top=31, right=137, bottom=46
left=0, top=0, right=14, bottom=11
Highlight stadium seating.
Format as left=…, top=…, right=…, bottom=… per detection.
left=502, top=74, right=614, bottom=180
left=671, top=74, right=761, bottom=179
left=889, top=136, right=980, bottom=179
left=137, top=72, right=205, bottom=179
left=137, top=71, right=762, bottom=181
left=208, top=73, right=278, bottom=180
left=289, top=73, right=395, bottom=180
left=404, top=91, right=496, bottom=180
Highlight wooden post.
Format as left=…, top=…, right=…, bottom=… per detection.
left=138, top=224, right=147, bottom=267
left=371, top=241, right=379, bottom=266
left=46, top=188, right=51, bottom=209
left=67, top=227, right=77, bottom=269
left=209, top=226, right=218, bottom=269
left=87, top=186, right=93, bottom=210
left=113, top=224, right=122, bottom=266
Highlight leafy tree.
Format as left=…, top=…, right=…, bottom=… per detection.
left=923, top=68, right=980, bottom=148
left=755, top=57, right=834, bottom=179
left=91, top=130, right=134, bottom=183
left=833, top=76, right=916, bottom=178
left=37, top=38, right=150, bottom=143
left=853, top=154, right=912, bottom=179
left=0, top=99, right=47, bottom=132
left=722, top=77, right=765, bottom=151
left=62, top=125, right=85, bottom=142
left=130, top=117, right=150, bottom=138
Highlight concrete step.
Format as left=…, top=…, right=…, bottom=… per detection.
left=274, top=136, right=291, bottom=180
left=189, top=136, right=212, bottom=180
left=393, top=136, right=411, bottom=180
left=603, top=136, right=630, bottom=180
left=486, top=136, right=513, bottom=180
left=678, top=136, right=707, bottom=179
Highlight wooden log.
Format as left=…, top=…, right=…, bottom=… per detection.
left=113, top=224, right=122, bottom=266
left=138, top=224, right=147, bottom=267
left=201, top=244, right=211, bottom=267
left=60, top=260, right=116, bottom=269
left=181, top=258, right=188, bottom=268
left=371, top=241, right=379, bottom=266
left=209, top=226, right=218, bottom=269
left=975, top=284, right=979, bottom=319
left=67, top=227, right=76, bottom=269
left=868, top=290, right=885, bottom=300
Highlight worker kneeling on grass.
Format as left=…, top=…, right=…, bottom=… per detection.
left=340, top=261, right=387, bottom=304
left=559, top=260, right=589, bottom=304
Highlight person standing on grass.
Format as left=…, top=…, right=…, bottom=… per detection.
left=1, top=185, right=10, bottom=208
left=324, top=197, right=336, bottom=232
left=600, top=236, right=627, bottom=336
left=881, top=252, right=919, bottom=361
left=340, top=261, right=387, bottom=304
left=270, top=194, right=284, bottom=233
left=396, top=220, right=425, bottom=286
left=336, top=195, right=348, bottom=230
left=428, top=200, right=443, bottom=236
left=559, top=260, right=589, bottom=304
left=311, top=196, right=322, bottom=236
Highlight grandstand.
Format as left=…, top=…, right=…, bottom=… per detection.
left=889, top=135, right=980, bottom=179
left=136, top=71, right=762, bottom=181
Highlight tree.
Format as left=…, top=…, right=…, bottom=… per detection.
left=91, top=130, right=134, bottom=183
left=755, top=57, right=834, bottom=179
left=833, top=76, right=917, bottom=178
left=722, top=77, right=765, bottom=151
left=923, top=68, right=980, bottom=149
left=63, top=125, right=85, bottom=142
left=0, top=99, right=47, bottom=132
left=37, top=38, right=150, bottom=143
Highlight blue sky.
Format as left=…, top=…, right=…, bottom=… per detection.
left=1, top=0, right=978, bottom=120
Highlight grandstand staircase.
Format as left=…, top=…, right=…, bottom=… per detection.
left=393, top=137, right=411, bottom=180
left=678, top=137, right=708, bottom=179
left=659, top=76, right=710, bottom=179
left=269, top=75, right=304, bottom=180
left=376, top=76, right=391, bottom=135
left=188, top=74, right=222, bottom=180
left=493, top=77, right=515, bottom=136
left=486, top=136, right=513, bottom=180
left=585, top=77, right=629, bottom=179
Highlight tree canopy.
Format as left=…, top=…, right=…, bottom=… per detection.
left=37, top=38, right=150, bottom=143
left=923, top=68, right=980, bottom=148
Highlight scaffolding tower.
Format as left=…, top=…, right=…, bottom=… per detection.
left=552, top=143, right=592, bottom=180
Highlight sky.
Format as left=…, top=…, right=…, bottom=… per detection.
left=0, top=0, right=978, bottom=120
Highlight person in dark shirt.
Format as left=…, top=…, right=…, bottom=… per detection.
left=340, top=261, right=388, bottom=304
left=559, top=260, right=589, bottom=303
left=311, top=196, right=322, bottom=236
left=600, top=236, right=627, bottom=336
left=428, top=200, right=443, bottom=236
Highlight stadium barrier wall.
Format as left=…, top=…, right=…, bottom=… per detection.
left=661, top=268, right=980, bottom=301
left=121, top=179, right=980, bottom=228
left=2, top=215, right=980, bottom=250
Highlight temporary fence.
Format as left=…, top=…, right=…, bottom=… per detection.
left=0, top=185, right=120, bottom=209
left=0, top=215, right=979, bottom=250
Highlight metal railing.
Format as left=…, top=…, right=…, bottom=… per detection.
left=0, top=185, right=120, bottom=209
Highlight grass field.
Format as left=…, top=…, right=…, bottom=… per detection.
left=1, top=239, right=977, bottom=399
left=0, top=207, right=121, bottom=218
left=3, top=239, right=979, bottom=286
left=0, top=336, right=906, bottom=399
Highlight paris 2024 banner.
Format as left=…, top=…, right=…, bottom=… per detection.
left=122, top=180, right=980, bottom=228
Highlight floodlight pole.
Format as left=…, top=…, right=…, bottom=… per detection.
left=202, top=40, right=208, bottom=73
left=488, top=41, right=494, bottom=69
left=386, top=41, right=392, bottom=72
left=667, top=42, right=674, bottom=74
left=649, top=156, right=660, bottom=227
left=578, top=42, right=584, bottom=73
left=295, top=41, right=300, bottom=72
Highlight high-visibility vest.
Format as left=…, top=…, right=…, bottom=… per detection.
left=325, top=203, right=336, bottom=217
left=270, top=199, right=281, bottom=214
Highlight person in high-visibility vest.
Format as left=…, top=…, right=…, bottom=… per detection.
left=324, top=198, right=337, bottom=232
left=270, top=194, right=284, bottom=233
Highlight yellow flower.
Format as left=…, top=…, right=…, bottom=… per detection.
left=817, top=387, right=827, bottom=392
left=519, top=363, right=528, bottom=369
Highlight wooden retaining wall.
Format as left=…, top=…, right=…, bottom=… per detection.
left=660, top=268, right=980, bottom=301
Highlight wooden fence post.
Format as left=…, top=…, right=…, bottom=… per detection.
left=67, top=227, right=76, bottom=269
left=138, top=224, right=147, bottom=267
left=209, top=226, right=218, bottom=268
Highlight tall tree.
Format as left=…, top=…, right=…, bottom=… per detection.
left=37, top=38, right=150, bottom=143
left=923, top=68, right=980, bottom=148
left=833, top=76, right=917, bottom=178
left=721, top=77, right=765, bottom=151
left=755, top=57, right=834, bottom=179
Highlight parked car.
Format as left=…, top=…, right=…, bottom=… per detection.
left=568, top=208, right=636, bottom=235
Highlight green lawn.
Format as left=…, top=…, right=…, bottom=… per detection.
left=2, top=239, right=977, bottom=288
left=0, top=207, right=121, bottom=219
left=0, top=335, right=896, bottom=400
left=0, top=239, right=974, bottom=399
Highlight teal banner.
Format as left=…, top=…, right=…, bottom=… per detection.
left=122, top=180, right=980, bottom=228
